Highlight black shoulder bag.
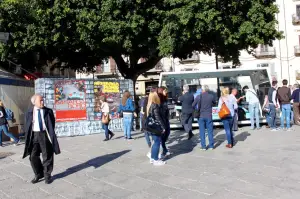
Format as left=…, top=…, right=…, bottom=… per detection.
left=144, top=105, right=164, bottom=136
left=193, top=94, right=202, bottom=118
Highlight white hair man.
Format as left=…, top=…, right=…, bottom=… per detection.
left=178, top=85, right=195, bottom=139
left=192, top=85, right=216, bottom=150
left=23, top=94, right=60, bottom=184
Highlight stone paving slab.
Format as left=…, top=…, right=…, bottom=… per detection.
left=1, top=126, right=300, bottom=199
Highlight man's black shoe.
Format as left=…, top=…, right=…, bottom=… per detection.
left=188, top=132, right=194, bottom=140
left=45, top=177, right=53, bottom=184
left=31, top=175, right=44, bottom=184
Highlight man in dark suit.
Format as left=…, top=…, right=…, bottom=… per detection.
left=178, top=85, right=194, bottom=140
left=23, top=94, right=60, bottom=184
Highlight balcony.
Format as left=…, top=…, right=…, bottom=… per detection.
left=292, top=14, right=300, bottom=25
left=294, top=46, right=300, bottom=56
left=254, top=46, right=276, bottom=59
left=179, top=52, right=200, bottom=64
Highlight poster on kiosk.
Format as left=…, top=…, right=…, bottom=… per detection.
left=54, top=80, right=87, bottom=122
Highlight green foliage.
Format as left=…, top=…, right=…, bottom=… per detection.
left=0, top=0, right=282, bottom=79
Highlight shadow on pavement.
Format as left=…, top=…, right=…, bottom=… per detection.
left=214, top=131, right=251, bottom=148
left=52, top=150, right=131, bottom=181
left=0, top=152, right=15, bottom=160
left=113, top=131, right=144, bottom=140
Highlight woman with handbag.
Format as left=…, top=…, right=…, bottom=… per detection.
left=146, top=92, right=167, bottom=166
left=218, top=87, right=237, bottom=148
left=157, top=87, right=171, bottom=159
left=100, top=96, right=115, bottom=141
left=118, top=91, right=135, bottom=140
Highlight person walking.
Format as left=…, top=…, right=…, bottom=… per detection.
left=118, top=91, right=135, bottom=140
left=243, top=86, right=260, bottom=130
left=218, top=87, right=237, bottom=148
left=100, top=96, right=115, bottom=141
left=277, top=79, right=292, bottom=130
left=192, top=85, right=215, bottom=150
left=158, top=86, right=171, bottom=158
left=23, top=94, right=60, bottom=184
left=292, top=84, right=300, bottom=125
left=268, top=81, right=280, bottom=131
left=178, top=85, right=194, bottom=140
left=146, top=92, right=167, bottom=166
left=0, top=100, right=19, bottom=147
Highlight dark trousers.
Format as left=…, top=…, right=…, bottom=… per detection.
left=181, top=113, right=193, bottom=135
left=293, top=102, right=300, bottom=125
left=161, top=121, right=170, bottom=154
left=102, top=124, right=113, bottom=139
left=233, top=110, right=238, bottom=131
left=29, top=131, right=54, bottom=178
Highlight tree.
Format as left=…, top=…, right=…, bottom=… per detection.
left=0, top=0, right=282, bottom=82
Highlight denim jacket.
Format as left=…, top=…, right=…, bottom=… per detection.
left=118, top=98, right=135, bottom=113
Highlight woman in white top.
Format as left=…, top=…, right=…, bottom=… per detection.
left=100, top=96, right=114, bottom=141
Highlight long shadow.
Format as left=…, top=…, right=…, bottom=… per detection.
left=214, top=131, right=251, bottom=148
left=0, top=152, right=15, bottom=160
left=53, top=150, right=131, bottom=181
left=113, top=131, right=144, bottom=140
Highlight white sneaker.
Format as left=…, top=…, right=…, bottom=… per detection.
left=147, top=152, right=151, bottom=159
left=153, top=160, right=166, bottom=166
left=287, top=128, right=292, bottom=131
left=150, top=159, right=154, bottom=164
left=271, top=129, right=278, bottom=131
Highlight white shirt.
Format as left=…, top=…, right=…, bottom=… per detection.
left=33, top=107, right=46, bottom=132
left=245, top=89, right=259, bottom=104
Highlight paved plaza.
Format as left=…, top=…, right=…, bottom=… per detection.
left=1, top=126, right=300, bottom=199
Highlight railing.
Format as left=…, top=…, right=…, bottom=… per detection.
left=254, top=47, right=276, bottom=58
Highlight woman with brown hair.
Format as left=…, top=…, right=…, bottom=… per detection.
left=0, top=100, right=19, bottom=147
left=100, top=96, right=114, bottom=141
left=118, top=91, right=135, bottom=139
left=157, top=87, right=171, bottom=159
left=146, top=92, right=167, bottom=166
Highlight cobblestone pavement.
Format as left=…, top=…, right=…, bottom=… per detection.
left=1, top=126, right=300, bottom=199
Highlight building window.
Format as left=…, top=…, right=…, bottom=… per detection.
left=260, top=44, right=269, bottom=52
left=297, top=5, right=300, bottom=17
left=103, top=61, right=110, bottom=73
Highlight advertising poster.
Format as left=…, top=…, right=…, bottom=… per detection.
left=94, top=81, right=120, bottom=120
left=54, top=80, right=87, bottom=122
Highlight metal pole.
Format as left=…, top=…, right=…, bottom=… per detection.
left=277, top=13, right=283, bottom=80
left=282, top=0, right=290, bottom=82
left=215, top=54, right=220, bottom=98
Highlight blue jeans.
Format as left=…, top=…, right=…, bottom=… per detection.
left=198, top=118, right=214, bottom=149
left=265, top=111, right=271, bottom=127
left=123, top=113, right=133, bottom=138
left=140, top=113, right=144, bottom=130
left=0, top=124, right=18, bottom=145
left=161, top=121, right=170, bottom=154
left=145, top=131, right=152, bottom=147
left=249, top=102, right=260, bottom=129
left=280, top=104, right=291, bottom=129
left=102, top=124, right=112, bottom=139
left=151, top=134, right=161, bottom=161
left=221, top=117, right=234, bottom=145
left=269, top=104, right=277, bottom=129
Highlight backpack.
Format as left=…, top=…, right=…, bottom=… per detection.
left=5, top=108, right=14, bottom=121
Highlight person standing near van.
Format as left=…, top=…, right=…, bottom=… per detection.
left=268, top=81, right=279, bottom=131
left=277, top=79, right=292, bottom=130
left=243, top=86, right=260, bottom=130
left=292, top=84, right=300, bottom=125
left=178, top=85, right=194, bottom=140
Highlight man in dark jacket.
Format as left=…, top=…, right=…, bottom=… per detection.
left=292, top=84, right=300, bottom=125
left=178, top=85, right=194, bottom=140
left=277, top=79, right=292, bottom=130
left=23, top=94, right=60, bottom=184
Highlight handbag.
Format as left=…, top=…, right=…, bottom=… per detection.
left=144, top=105, right=164, bottom=136
left=193, top=94, right=202, bottom=118
left=218, top=98, right=231, bottom=119
left=102, top=114, right=110, bottom=124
